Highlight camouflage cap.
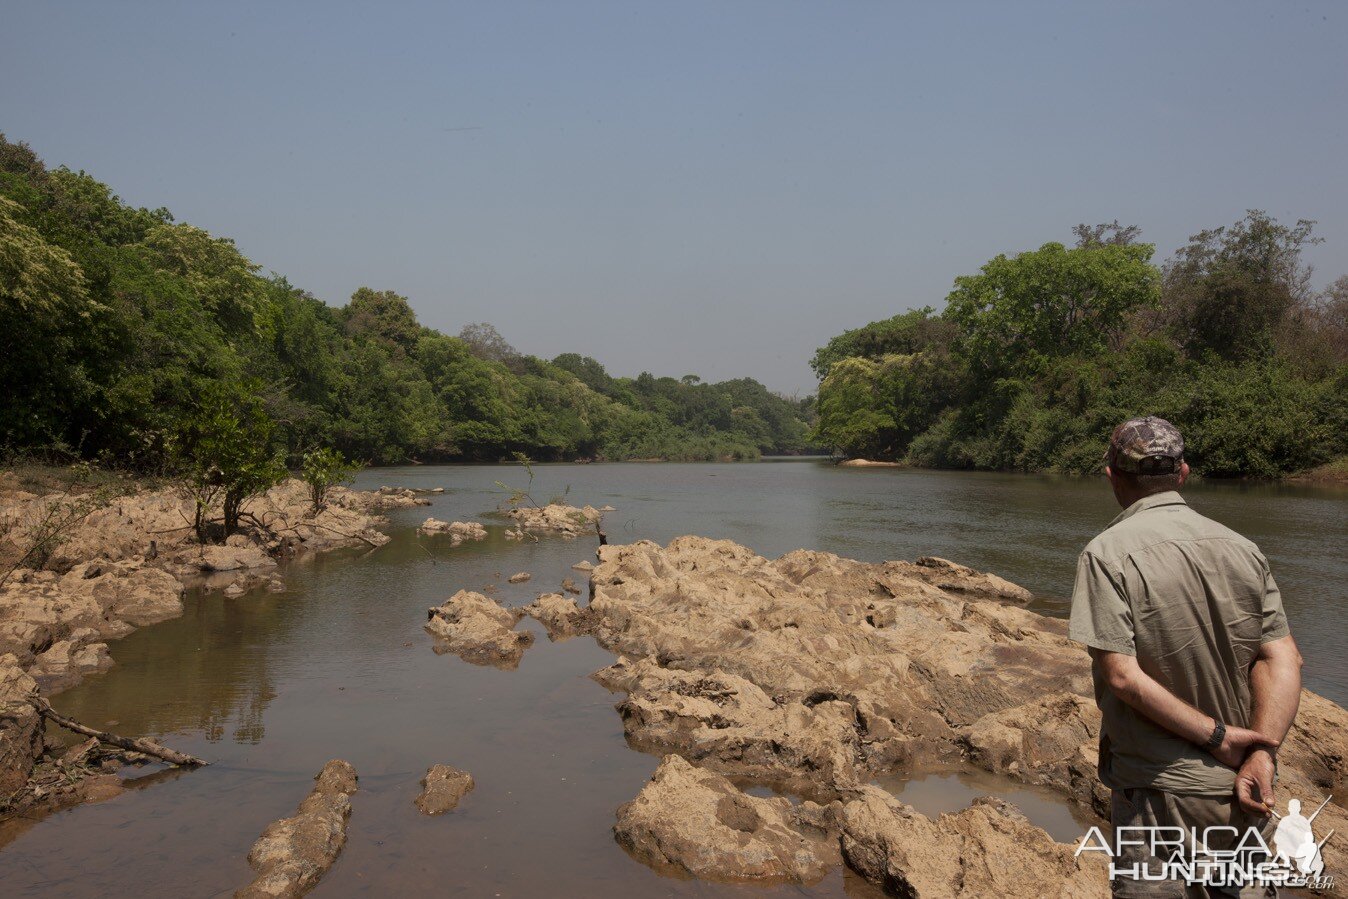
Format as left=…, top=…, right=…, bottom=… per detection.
left=1107, top=416, right=1184, bottom=475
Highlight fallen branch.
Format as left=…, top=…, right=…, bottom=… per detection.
left=30, top=695, right=207, bottom=767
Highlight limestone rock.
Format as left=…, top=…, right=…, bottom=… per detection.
left=614, top=755, right=840, bottom=883
left=425, top=590, right=533, bottom=669
left=839, top=786, right=1106, bottom=898
left=414, top=764, right=474, bottom=815
left=571, top=560, right=594, bottom=572
left=507, top=571, right=531, bottom=584
left=237, top=759, right=358, bottom=899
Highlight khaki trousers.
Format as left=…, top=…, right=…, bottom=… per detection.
left=1110, top=787, right=1278, bottom=899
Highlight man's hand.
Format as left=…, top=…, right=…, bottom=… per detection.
left=1210, top=726, right=1279, bottom=769
left=1234, top=748, right=1277, bottom=816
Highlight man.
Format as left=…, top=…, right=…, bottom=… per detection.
left=1069, top=416, right=1304, bottom=898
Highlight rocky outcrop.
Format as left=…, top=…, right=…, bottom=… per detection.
left=583, top=537, right=1348, bottom=895
left=839, top=786, right=1106, bottom=898
left=614, top=755, right=841, bottom=884
left=507, top=571, right=531, bottom=584
left=521, top=593, right=595, bottom=641
left=417, top=519, right=487, bottom=545
left=585, top=537, right=1091, bottom=795
left=595, top=658, right=869, bottom=796
left=0, top=656, right=41, bottom=796
left=237, top=759, right=357, bottom=899
left=414, top=764, right=474, bottom=815
left=425, top=591, right=533, bottom=669
left=0, top=560, right=184, bottom=691
left=837, top=459, right=902, bottom=468
left=504, top=503, right=607, bottom=538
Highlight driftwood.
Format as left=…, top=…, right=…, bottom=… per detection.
left=30, top=695, right=207, bottom=767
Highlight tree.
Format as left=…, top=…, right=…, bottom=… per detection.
left=343, top=287, right=421, bottom=353
left=1073, top=220, right=1142, bottom=248
left=459, top=322, right=518, bottom=363
left=944, top=241, right=1159, bottom=380
left=1160, top=211, right=1320, bottom=363
left=172, top=382, right=286, bottom=541
left=810, top=307, right=954, bottom=379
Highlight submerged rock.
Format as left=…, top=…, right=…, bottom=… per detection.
left=614, top=754, right=841, bottom=883
left=839, top=787, right=1106, bottom=898
left=237, top=759, right=358, bottom=899
left=507, top=571, right=531, bottom=584
left=414, top=764, right=474, bottom=815
left=425, top=590, right=533, bottom=669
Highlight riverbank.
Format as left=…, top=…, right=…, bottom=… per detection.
left=0, top=472, right=427, bottom=820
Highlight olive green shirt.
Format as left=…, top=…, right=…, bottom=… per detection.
left=1068, top=491, right=1290, bottom=796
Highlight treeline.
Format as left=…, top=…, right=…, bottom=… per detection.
left=0, top=135, right=815, bottom=469
left=813, top=218, right=1347, bottom=477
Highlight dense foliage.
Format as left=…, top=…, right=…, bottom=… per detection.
left=0, top=136, right=816, bottom=468
left=814, top=216, right=1347, bottom=477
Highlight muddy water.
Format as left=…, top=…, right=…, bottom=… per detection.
left=2, top=462, right=1343, bottom=897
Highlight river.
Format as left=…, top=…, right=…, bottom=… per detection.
left=1, top=461, right=1343, bottom=897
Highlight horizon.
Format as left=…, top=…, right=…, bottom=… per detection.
left=3, top=1, right=1345, bottom=395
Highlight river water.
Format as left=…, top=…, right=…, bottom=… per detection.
left=2, top=462, right=1343, bottom=897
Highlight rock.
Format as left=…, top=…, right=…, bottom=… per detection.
left=0, top=561, right=183, bottom=675
left=224, top=583, right=246, bottom=598
left=417, top=519, right=488, bottom=546
left=425, top=590, right=533, bottom=669
left=507, top=572, right=531, bottom=584
left=596, top=657, right=868, bottom=794
left=837, top=459, right=902, bottom=468
left=0, top=655, right=41, bottom=795
left=571, top=560, right=594, bottom=572
left=28, top=637, right=114, bottom=692
left=584, top=537, right=1090, bottom=793
left=909, top=556, right=1033, bottom=603
left=521, top=593, right=595, bottom=640
left=237, top=759, right=357, bottom=899
left=614, top=755, right=840, bottom=883
left=583, top=537, right=1348, bottom=894
left=561, top=578, right=581, bottom=595
left=414, top=764, right=474, bottom=815
left=505, top=503, right=607, bottom=538
left=839, top=786, right=1106, bottom=898
left=0, top=477, right=404, bottom=694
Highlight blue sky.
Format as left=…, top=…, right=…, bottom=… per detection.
left=3, top=1, right=1345, bottom=394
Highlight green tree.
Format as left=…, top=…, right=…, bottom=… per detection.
left=945, top=241, right=1159, bottom=381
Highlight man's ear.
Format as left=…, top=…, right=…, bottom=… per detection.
left=1177, top=461, right=1190, bottom=487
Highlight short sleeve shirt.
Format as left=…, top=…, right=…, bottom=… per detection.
left=1068, top=491, right=1290, bottom=796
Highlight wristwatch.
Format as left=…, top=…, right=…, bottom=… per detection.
left=1203, top=720, right=1226, bottom=751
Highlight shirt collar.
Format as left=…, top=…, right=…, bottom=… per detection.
left=1106, top=490, right=1188, bottom=530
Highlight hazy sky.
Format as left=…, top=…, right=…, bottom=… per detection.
left=3, top=2, right=1345, bottom=394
